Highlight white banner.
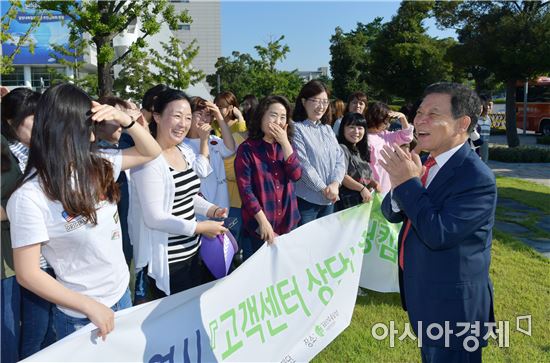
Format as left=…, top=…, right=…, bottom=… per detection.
left=358, top=194, right=401, bottom=293
left=24, top=201, right=399, bottom=362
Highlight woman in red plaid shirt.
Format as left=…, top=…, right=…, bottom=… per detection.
left=235, top=96, right=302, bottom=260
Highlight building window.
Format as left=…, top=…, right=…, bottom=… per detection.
left=2, top=66, right=25, bottom=86
left=31, top=67, right=52, bottom=88
left=171, top=23, right=191, bottom=31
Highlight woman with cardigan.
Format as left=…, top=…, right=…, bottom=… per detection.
left=129, top=89, right=228, bottom=298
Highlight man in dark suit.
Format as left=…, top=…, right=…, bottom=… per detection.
left=379, top=83, right=496, bottom=363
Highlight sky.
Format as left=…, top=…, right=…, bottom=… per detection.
left=221, top=1, right=457, bottom=74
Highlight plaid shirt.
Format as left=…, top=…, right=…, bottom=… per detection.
left=235, top=138, right=302, bottom=237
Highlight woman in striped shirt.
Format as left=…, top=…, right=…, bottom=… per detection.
left=129, top=89, right=228, bottom=298
left=292, top=80, right=346, bottom=225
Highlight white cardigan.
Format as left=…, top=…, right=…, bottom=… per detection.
left=128, top=153, right=214, bottom=295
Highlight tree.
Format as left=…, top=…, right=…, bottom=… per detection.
left=329, top=19, right=383, bottom=100
left=47, top=29, right=98, bottom=96
left=206, top=36, right=303, bottom=101
left=1, top=0, right=43, bottom=75
left=369, top=1, right=457, bottom=103
left=113, top=47, right=157, bottom=101
left=434, top=1, right=550, bottom=147
left=114, top=36, right=204, bottom=101
left=34, top=0, right=192, bottom=97
left=150, top=37, right=204, bottom=90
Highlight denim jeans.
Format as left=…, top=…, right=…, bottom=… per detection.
left=53, top=288, right=132, bottom=340
left=480, top=140, right=489, bottom=163
left=1, top=276, right=21, bottom=363
left=133, top=268, right=150, bottom=304
left=297, top=197, right=334, bottom=226
left=19, top=268, right=56, bottom=359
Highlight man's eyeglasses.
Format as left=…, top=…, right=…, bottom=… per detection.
left=307, top=98, right=330, bottom=107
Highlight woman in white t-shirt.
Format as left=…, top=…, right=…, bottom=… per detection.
left=7, top=83, right=162, bottom=341
left=129, top=89, right=228, bottom=298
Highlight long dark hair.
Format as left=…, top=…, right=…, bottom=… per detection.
left=292, top=80, right=332, bottom=125
left=1, top=87, right=41, bottom=142
left=241, top=94, right=258, bottom=129
left=248, top=95, right=294, bottom=141
left=337, top=112, right=370, bottom=161
left=22, top=83, right=120, bottom=224
left=150, top=88, right=191, bottom=138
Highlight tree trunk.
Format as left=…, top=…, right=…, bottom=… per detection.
left=505, top=79, right=520, bottom=147
left=98, top=59, right=113, bottom=97
left=95, top=35, right=114, bottom=97
left=96, top=1, right=114, bottom=97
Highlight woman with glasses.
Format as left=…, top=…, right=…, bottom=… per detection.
left=293, top=80, right=346, bottom=225
left=332, top=91, right=368, bottom=135
left=366, top=101, right=413, bottom=195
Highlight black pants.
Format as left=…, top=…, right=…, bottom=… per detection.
left=147, top=253, right=214, bottom=298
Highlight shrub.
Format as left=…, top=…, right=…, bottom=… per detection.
left=489, top=146, right=550, bottom=163
left=491, top=128, right=507, bottom=135
left=536, top=135, right=550, bottom=145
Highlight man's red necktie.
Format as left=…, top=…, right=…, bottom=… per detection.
left=399, top=156, right=437, bottom=270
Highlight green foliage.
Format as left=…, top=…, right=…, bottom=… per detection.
left=32, top=0, right=193, bottom=96
left=206, top=36, right=304, bottom=101
left=536, top=135, right=550, bottom=145
left=113, top=47, right=157, bottom=102
left=434, top=1, right=550, bottom=147
left=114, top=37, right=204, bottom=101
left=151, top=37, right=204, bottom=90
left=1, top=0, right=43, bottom=74
left=47, top=30, right=98, bottom=96
left=369, top=1, right=457, bottom=102
left=329, top=19, right=383, bottom=100
left=489, top=146, right=550, bottom=163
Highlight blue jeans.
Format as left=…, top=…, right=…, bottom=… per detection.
left=19, top=268, right=56, bottom=359
left=297, top=197, right=334, bottom=226
left=133, top=268, right=150, bottom=304
left=53, top=288, right=132, bottom=340
left=1, top=276, right=21, bottom=363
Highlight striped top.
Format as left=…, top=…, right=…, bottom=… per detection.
left=8, top=140, right=49, bottom=270
left=166, top=166, right=202, bottom=264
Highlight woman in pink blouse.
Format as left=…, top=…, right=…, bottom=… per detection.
left=366, top=101, right=414, bottom=195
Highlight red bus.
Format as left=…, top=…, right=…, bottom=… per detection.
left=516, top=76, right=550, bottom=135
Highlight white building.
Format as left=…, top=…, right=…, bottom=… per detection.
left=2, top=1, right=216, bottom=99
left=298, top=67, right=329, bottom=82
left=170, top=0, right=221, bottom=80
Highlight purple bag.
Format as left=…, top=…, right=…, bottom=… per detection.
left=200, top=231, right=238, bottom=279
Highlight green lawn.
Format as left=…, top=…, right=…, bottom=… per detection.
left=314, top=177, right=550, bottom=362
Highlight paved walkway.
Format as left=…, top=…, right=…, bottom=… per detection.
left=487, top=130, right=550, bottom=186
left=488, top=161, right=550, bottom=187
left=487, top=155, right=550, bottom=258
